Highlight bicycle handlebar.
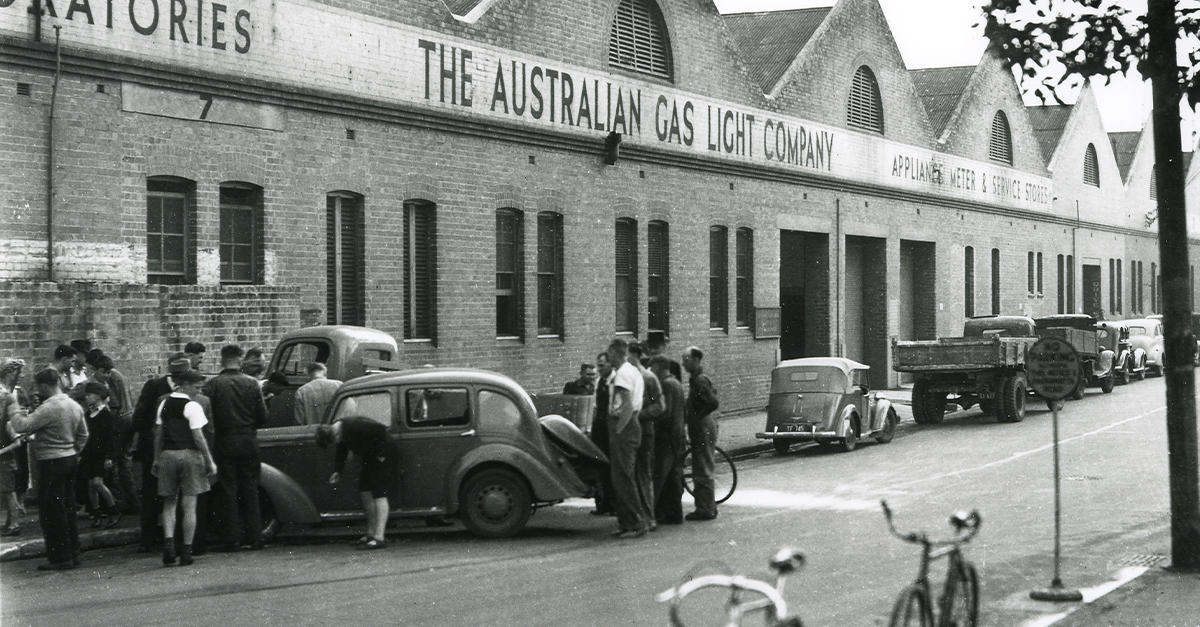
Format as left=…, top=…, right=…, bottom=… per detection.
left=880, top=499, right=981, bottom=545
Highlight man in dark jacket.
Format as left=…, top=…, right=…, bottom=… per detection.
left=683, top=346, right=719, bottom=521
left=130, top=352, right=189, bottom=552
left=204, top=345, right=267, bottom=551
left=316, top=416, right=398, bottom=551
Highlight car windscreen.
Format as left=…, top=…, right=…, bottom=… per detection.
left=772, top=368, right=846, bottom=394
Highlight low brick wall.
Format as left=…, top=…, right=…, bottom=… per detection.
left=0, top=282, right=302, bottom=385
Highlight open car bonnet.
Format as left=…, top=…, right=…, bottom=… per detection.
left=538, top=414, right=610, bottom=466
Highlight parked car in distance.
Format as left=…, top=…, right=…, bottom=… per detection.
left=1122, top=318, right=1165, bottom=377
left=263, top=326, right=401, bottom=428
left=256, top=368, right=608, bottom=539
left=1097, top=320, right=1145, bottom=385
left=757, top=357, right=897, bottom=454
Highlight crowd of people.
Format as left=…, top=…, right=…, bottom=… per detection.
left=0, top=331, right=724, bottom=571
left=0, top=340, right=299, bottom=571
left=567, top=336, right=721, bottom=539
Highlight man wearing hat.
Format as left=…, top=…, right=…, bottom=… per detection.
left=130, top=352, right=191, bottom=552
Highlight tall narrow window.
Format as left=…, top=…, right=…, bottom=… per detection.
left=615, top=218, right=638, bottom=334
left=647, top=221, right=669, bottom=336
left=147, top=177, right=194, bottom=285
left=1037, top=252, right=1043, bottom=295
left=537, top=212, right=564, bottom=337
left=1108, top=259, right=1116, bottom=315
left=404, top=200, right=437, bottom=341
left=1067, top=255, right=1075, bottom=313
left=1137, top=261, right=1144, bottom=312
left=219, top=183, right=263, bottom=284
left=1132, top=260, right=1139, bottom=313
left=1057, top=254, right=1065, bottom=314
left=1027, top=251, right=1035, bottom=295
left=964, top=246, right=975, bottom=318
left=608, top=0, right=673, bottom=80
left=991, top=248, right=1001, bottom=315
left=736, top=228, right=754, bottom=328
left=1150, top=167, right=1158, bottom=200
left=327, top=192, right=365, bottom=326
left=710, top=225, right=729, bottom=330
left=847, top=66, right=884, bottom=133
left=496, top=209, right=524, bottom=339
left=989, top=111, right=1013, bottom=165
left=1152, top=262, right=1158, bottom=313
left=1083, top=143, right=1100, bottom=187
left=1117, top=260, right=1122, bottom=313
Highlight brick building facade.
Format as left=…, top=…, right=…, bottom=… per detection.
left=2, top=0, right=1197, bottom=410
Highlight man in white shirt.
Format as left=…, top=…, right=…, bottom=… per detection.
left=153, top=370, right=218, bottom=566
left=605, top=338, right=649, bottom=538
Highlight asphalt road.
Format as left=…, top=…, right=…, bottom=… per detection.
left=1, top=377, right=1184, bottom=627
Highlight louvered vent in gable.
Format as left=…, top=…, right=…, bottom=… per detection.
left=608, top=0, right=673, bottom=80
left=1150, top=167, right=1157, bottom=200
left=989, top=111, right=1013, bottom=165
left=1084, top=143, right=1100, bottom=187
left=847, top=66, right=883, bottom=133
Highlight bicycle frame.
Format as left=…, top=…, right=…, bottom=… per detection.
left=882, top=501, right=981, bottom=627
left=658, top=547, right=805, bottom=627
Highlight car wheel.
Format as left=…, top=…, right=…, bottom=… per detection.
left=1136, top=361, right=1146, bottom=381
left=259, top=489, right=280, bottom=543
left=459, top=468, right=532, bottom=539
left=999, top=375, right=1026, bottom=423
left=773, top=439, right=791, bottom=455
left=874, top=407, right=898, bottom=444
left=1117, top=358, right=1131, bottom=385
left=839, top=417, right=859, bottom=453
left=1152, top=363, right=1164, bottom=377
left=1100, top=374, right=1115, bottom=394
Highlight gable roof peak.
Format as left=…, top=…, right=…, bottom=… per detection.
left=723, top=6, right=834, bottom=94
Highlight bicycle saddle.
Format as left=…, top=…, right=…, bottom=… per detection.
left=769, top=547, right=805, bottom=574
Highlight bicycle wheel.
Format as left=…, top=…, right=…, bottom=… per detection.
left=683, top=446, right=738, bottom=504
left=938, top=561, right=979, bottom=627
left=888, top=585, right=932, bottom=627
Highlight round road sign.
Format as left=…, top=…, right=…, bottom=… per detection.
left=1027, top=337, right=1081, bottom=401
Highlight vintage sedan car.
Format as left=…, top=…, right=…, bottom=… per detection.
left=1123, top=318, right=1165, bottom=377
left=257, top=368, right=607, bottom=539
left=756, top=357, right=897, bottom=454
left=1097, top=320, right=1146, bottom=384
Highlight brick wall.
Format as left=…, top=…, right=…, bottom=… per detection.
left=0, top=282, right=301, bottom=387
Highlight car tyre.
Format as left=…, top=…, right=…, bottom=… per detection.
left=773, top=439, right=791, bottom=455
left=1117, top=357, right=1131, bottom=385
left=1100, top=373, right=1115, bottom=394
left=459, top=468, right=532, bottom=539
left=1151, top=363, right=1164, bottom=377
left=874, top=407, right=898, bottom=444
left=999, top=375, right=1026, bottom=423
left=839, top=417, right=859, bottom=453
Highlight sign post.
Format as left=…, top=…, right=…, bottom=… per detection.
left=1026, top=336, right=1084, bottom=602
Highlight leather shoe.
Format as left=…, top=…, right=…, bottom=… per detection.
left=685, top=511, right=718, bottom=521
left=617, top=528, right=647, bottom=539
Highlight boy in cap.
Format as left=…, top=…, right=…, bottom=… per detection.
left=153, top=370, right=217, bottom=566
left=80, top=381, right=121, bottom=528
left=130, top=352, right=192, bottom=552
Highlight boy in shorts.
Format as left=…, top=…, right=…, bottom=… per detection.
left=316, top=417, right=398, bottom=550
left=152, top=370, right=218, bottom=566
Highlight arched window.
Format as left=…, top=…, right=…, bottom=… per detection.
left=989, top=111, right=1013, bottom=165
left=847, top=66, right=884, bottom=133
left=608, top=0, right=673, bottom=80
left=1083, top=143, right=1100, bottom=187
left=327, top=191, right=365, bottom=326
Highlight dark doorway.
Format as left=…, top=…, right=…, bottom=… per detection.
left=846, top=235, right=888, bottom=390
left=1082, top=264, right=1102, bottom=318
left=779, top=230, right=829, bottom=360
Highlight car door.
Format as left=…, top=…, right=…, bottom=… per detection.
left=396, top=385, right=476, bottom=512
left=848, top=368, right=869, bottom=430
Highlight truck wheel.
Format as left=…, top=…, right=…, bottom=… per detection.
left=999, top=375, right=1027, bottom=423
left=1100, top=374, right=1115, bottom=393
left=459, top=468, right=532, bottom=538
left=1069, top=369, right=1085, bottom=400
left=977, top=399, right=994, bottom=416
left=911, top=380, right=946, bottom=425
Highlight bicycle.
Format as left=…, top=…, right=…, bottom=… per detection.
left=657, top=547, right=806, bottom=627
left=682, top=444, right=737, bottom=504
left=881, top=500, right=982, bottom=627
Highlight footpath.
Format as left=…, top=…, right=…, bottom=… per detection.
left=4, top=388, right=1197, bottom=626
